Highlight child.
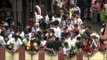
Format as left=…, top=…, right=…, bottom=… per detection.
left=75, top=13, right=83, bottom=27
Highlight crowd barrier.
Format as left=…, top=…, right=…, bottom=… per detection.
left=0, top=46, right=107, bottom=60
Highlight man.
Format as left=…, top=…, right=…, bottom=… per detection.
left=32, top=23, right=40, bottom=34
left=86, top=0, right=92, bottom=20
left=52, top=21, right=61, bottom=38
left=7, top=35, right=22, bottom=51
left=77, top=0, right=87, bottom=20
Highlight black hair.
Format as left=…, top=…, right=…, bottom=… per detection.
left=77, top=37, right=81, bottom=40
left=64, top=42, right=68, bottom=46
left=54, top=20, right=59, bottom=26
left=43, top=36, right=47, bottom=40
left=50, top=29, right=55, bottom=33
left=86, top=26, right=91, bottom=30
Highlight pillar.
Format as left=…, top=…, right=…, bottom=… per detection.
left=0, top=46, right=5, bottom=60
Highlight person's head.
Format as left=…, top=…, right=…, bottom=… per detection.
left=59, top=8, right=64, bottom=13
left=34, top=23, right=39, bottom=28
left=94, top=1, right=97, bottom=5
left=66, top=32, right=71, bottom=38
left=50, top=29, right=54, bottom=33
left=80, top=23, right=86, bottom=29
left=74, top=24, right=78, bottom=28
left=25, top=34, right=29, bottom=39
left=66, top=11, right=70, bottom=16
left=71, top=14, right=75, bottom=20
left=85, top=26, right=92, bottom=33
left=14, top=35, right=19, bottom=41
left=35, top=34, right=40, bottom=40
left=31, top=32, right=35, bottom=38
left=63, top=26, right=68, bottom=32
left=43, top=36, right=47, bottom=40
left=49, top=18, right=53, bottom=23
left=48, top=36, right=55, bottom=41
left=75, top=13, right=80, bottom=18
left=53, top=20, right=59, bottom=27
left=64, top=42, right=69, bottom=47
left=2, top=26, right=6, bottom=31
left=7, top=28, right=12, bottom=34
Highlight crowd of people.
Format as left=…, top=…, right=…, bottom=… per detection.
left=0, top=0, right=107, bottom=58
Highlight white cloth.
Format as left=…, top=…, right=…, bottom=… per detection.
left=7, top=38, right=22, bottom=47
left=45, top=15, right=49, bottom=23
left=0, top=36, right=6, bottom=45
left=22, top=38, right=30, bottom=45
left=35, top=12, right=43, bottom=23
left=35, top=5, right=41, bottom=15
left=41, top=40, right=46, bottom=46
left=8, top=33, right=13, bottom=39
left=31, top=27, right=40, bottom=33
left=52, top=27, right=61, bottom=38
left=75, top=18, right=83, bottom=26
left=54, top=17, right=61, bottom=23
left=67, top=38, right=77, bottom=48
left=90, top=32, right=100, bottom=39
left=79, top=29, right=86, bottom=34
left=63, top=47, right=71, bottom=54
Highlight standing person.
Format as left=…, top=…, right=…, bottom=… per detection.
left=97, top=1, right=102, bottom=23
left=75, top=13, right=83, bottom=27
left=77, top=0, right=87, bottom=20
left=104, top=2, right=107, bottom=20
left=52, top=21, right=61, bottom=38
left=100, top=3, right=106, bottom=24
left=91, top=1, right=98, bottom=23
left=86, top=0, right=92, bottom=20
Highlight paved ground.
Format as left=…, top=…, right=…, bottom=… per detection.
left=84, top=20, right=102, bottom=34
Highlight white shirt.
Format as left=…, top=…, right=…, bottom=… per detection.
left=7, top=38, right=22, bottom=47
left=8, top=33, right=13, bottom=39
left=31, top=27, right=40, bottom=33
left=67, top=38, right=77, bottom=48
left=22, top=38, right=30, bottom=45
left=63, top=47, right=71, bottom=54
left=75, top=18, right=83, bottom=26
left=54, top=17, right=61, bottom=23
left=79, top=29, right=86, bottom=34
left=52, top=27, right=61, bottom=38
left=41, top=40, right=46, bottom=46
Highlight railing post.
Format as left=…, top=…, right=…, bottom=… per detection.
left=19, top=46, right=25, bottom=60
left=58, top=50, right=64, bottom=60
left=39, top=49, right=45, bottom=60
left=0, top=46, right=5, bottom=60
left=77, top=51, right=83, bottom=60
